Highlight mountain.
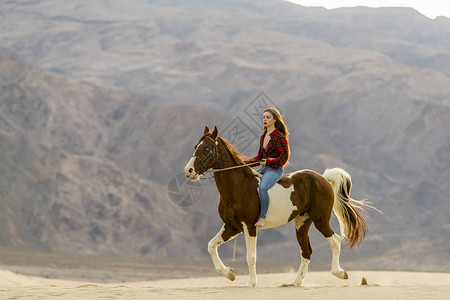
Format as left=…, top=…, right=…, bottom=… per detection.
left=0, top=55, right=225, bottom=258
left=0, top=0, right=449, bottom=271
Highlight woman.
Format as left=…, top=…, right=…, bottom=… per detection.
left=245, top=107, right=290, bottom=227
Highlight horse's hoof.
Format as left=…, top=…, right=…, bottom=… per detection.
left=225, top=267, right=235, bottom=281
left=243, top=281, right=256, bottom=288
left=332, top=270, right=348, bottom=280
left=280, top=282, right=302, bottom=287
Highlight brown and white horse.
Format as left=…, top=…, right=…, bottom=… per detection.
left=184, top=126, right=369, bottom=287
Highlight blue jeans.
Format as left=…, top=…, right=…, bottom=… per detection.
left=257, top=166, right=284, bottom=219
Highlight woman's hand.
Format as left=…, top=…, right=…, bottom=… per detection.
left=261, top=158, right=274, bottom=166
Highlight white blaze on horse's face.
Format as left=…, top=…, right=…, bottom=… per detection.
left=184, top=156, right=200, bottom=180
left=184, top=141, right=203, bottom=180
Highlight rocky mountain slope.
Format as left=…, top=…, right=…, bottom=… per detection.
left=0, top=0, right=449, bottom=271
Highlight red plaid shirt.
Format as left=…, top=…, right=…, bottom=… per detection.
left=246, top=128, right=289, bottom=169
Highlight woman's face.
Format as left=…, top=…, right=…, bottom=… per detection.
left=263, top=111, right=276, bottom=128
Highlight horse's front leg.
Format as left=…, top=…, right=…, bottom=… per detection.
left=207, top=224, right=240, bottom=281
left=242, top=223, right=258, bottom=287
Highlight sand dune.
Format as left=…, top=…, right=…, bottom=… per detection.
left=1, top=269, right=450, bottom=299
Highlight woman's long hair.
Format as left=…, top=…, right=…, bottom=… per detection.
left=263, top=107, right=290, bottom=165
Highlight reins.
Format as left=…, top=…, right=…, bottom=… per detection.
left=192, top=135, right=263, bottom=180
left=199, top=161, right=262, bottom=180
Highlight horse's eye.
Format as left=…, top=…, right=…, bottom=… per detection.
left=205, top=147, right=210, bottom=151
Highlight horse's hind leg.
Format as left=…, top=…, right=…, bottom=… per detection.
left=327, top=232, right=348, bottom=279
left=284, top=215, right=313, bottom=287
left=208, top=224, right=241, bottom=281
left=311, top=215, right=348, bottom=280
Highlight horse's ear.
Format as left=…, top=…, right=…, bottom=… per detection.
left=204, top=126, right=210, bottom=135
left=211, top=126, right=218, bottom=139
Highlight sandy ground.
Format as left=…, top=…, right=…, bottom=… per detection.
left=1, top=269, right=450, bottom=300
left=0, top=251, right=449, bottom=299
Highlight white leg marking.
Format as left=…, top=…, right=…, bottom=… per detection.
left=242, top=222, right=257, bottom=287
left=207, top=225, right=237, bottom=280
left=327, top=233, right=348, bottom=279
left=286, top=215, right=310, bottom=287
left=287, top=257, right=310, bottom=286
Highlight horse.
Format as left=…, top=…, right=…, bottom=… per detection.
left=184, top=126, right=369, bottom=287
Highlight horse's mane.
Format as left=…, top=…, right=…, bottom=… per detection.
left=203, top=134, right=256, bottom=178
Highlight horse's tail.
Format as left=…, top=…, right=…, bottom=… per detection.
left=323, top=168, right=370, bottom=248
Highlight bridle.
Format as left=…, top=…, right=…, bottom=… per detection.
left=191, top=136, right=220, bottom=176
left=190, top=136, right=262, bottom=180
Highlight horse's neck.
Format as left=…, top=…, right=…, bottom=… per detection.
left=214, top=148, right=248, bottom=192
left=215, top=144, right=239, bottom=170
left=214, top=169, right=248, bottom=203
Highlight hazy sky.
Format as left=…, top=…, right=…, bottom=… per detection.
left=286, top=1, right=450, bottom=19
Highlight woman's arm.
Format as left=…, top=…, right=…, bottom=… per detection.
left=245, top=150, right=262, bottom=165
left=266, top=134, right=289, bottom=169
left=244, top=143, right=264, bottom=165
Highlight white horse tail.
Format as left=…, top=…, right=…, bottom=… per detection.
left=323, top=168, right=370, bottom=248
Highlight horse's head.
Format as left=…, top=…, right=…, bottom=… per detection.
left=184, top=126, right=220, bottom=180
